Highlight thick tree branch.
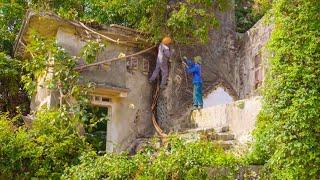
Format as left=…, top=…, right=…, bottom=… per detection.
left=74, top=45, right=157, bottom=71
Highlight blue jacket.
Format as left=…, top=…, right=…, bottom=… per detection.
left=185, top=59, right=202, bottom=84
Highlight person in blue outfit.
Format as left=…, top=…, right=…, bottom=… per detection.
left=183, top=56, right=203, bottom=109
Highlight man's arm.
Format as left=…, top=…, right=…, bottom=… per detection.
left=186, top=64, right=197, bottom=73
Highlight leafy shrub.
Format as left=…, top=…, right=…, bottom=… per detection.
left=249, top=0, right=320, bottom=178
left=64, top=136, right=241, bottom=179
left=0, top=110, right=91, bottom=178
left=0, top=52, right=29, bottom=116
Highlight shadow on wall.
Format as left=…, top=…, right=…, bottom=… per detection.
left=203, top=87, right=234, bottom=108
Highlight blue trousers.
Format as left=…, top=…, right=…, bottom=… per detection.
left=193, top=83, right=203, bottom=107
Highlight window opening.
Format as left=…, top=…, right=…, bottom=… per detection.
left=92, top=95, right=112, bottom=104
left=142, top=58, right=149, bottom=74
left=101, top=97, right=111, bottom=102
left=131, top=57, right=139, bottom=70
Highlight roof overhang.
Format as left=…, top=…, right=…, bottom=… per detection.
left=92, top=84, right=130, bottom=98
left=13, top=10, right=149, bottom=58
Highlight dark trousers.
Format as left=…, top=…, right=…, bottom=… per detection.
left=149, top=60, right=168, bottom=86
left=193, top=83, right=203, bottom=107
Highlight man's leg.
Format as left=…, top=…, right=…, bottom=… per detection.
left=149, top=63, right=160, bottom=82
left=160, top=62, right=168, bottom=87
left=193, top=83, right=198, bottom=109
left=197, top=83, right=203, bottom=109
left=194, top=83, right=203, bottom=109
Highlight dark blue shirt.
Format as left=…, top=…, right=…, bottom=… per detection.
left=186, top=60, right=202, bottom=84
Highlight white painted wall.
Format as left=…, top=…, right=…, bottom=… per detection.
left=192, top=96, right=262, bottom=144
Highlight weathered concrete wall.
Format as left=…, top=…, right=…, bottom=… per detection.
left=55, top=27, right=154, bottom=152
left=191, top=96, right=262, bottom=143
left=236, top=18, right=273, bottom=99
left=110, top=70, right=153, bottom=152
left=56, top=28, right=127, bottom=88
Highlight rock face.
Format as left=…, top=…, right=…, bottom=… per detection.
left=156, top=6, right=273, bottom=136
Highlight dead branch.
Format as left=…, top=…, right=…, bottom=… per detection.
left=79, top=22, right=139, bottom=45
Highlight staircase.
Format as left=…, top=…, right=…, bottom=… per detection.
left=179, top=126, right=236, bottom=150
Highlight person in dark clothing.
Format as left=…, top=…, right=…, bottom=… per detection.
left=183, top=56, right=203, bottom=109
left=149, top=36, right=173, bottom=88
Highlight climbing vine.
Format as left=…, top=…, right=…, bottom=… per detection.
left=249, top=0, right=320, bottom=178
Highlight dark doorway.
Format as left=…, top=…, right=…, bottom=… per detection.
left=84, top=106, right=108, bottom=152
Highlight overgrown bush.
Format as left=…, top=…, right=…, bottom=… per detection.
left=0, top=50, right=29, bottom=116
left=64, top=136, right=241, bottom=179
left=249, top=0, right=320, bottom=178
left=0, top=110, right=91, bottom=178
left=0, top=113, right=242, bottom=179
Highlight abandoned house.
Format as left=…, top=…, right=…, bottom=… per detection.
left=14, top=11, right=157, bottom=152
left=14, top=6, right=273, bottom=152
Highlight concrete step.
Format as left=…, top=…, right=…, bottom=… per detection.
left=184, top=125, right=229, bottom=134
left=179, top=128, right=236, bottom=149
left=217, top=140, right=235, bottom=150
left=220, top=126, right=229, bottom=133
left=185, top=127, right=216, bottom=134
left=211, top=133, right=235, bottom=141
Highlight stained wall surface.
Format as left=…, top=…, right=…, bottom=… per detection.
left=236, top=18, right=273, bottom=99
left=56, top=27, right=154, bottom=152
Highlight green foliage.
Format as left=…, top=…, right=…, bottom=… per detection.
left=80, top=40, right=105, bottom=64
left=1, top=112, right=242, bottom=179
left=0, top=0, right=27, bottom=54
left=83, top=106, right=109, bottom=152
left=167, top=2, right=219, bottom=44
left=0, top=1, right=30, bottom=115
left=249, top=0, right=320, bottom=178
left=0, top=52, right=29, bottom=115
left=64, top=136, right=241, bottom=179
left=0, top=110, right=91, bottom=178
left=22, top=32, right=79, bottom=96
left=235, top=0, right=264, bottom=33
left=2, top=0, right=231, bottom=45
